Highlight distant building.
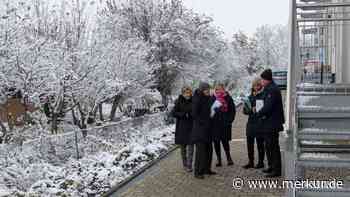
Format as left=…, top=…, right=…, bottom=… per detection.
left=0, top=89, right=36, bottom=126
left=299, top=0, right=350, bottom=83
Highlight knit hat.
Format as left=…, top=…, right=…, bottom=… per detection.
left=260, top=69, right=273, bottom=81
left=199, top=82, right=210, bottom=91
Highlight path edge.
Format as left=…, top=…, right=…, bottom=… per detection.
left=103, top=145, right=179, bottom=197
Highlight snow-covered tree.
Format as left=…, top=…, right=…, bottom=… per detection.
left=101, top=0, right=229, bottom=106
left=254, top=24, right=289, bottom=70
left=231, top=31, right=261, bottom=75
left=231, top=25, right=288, bottom=76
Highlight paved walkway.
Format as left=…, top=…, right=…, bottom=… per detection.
left=112, top=106, right=286, bottom=197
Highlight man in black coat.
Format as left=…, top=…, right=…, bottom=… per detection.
left=256, top=69, right=285, bottom=178
left=172, top=86, right=194, bottom=172
left=192, top=82, right=216, bottom=179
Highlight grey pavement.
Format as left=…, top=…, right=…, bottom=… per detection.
left=112, top=106, right=285, bottom=197
left=111, top=92, right=349, bottom=197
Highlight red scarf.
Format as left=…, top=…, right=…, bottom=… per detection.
left=214, top=90, right=228, bottom=112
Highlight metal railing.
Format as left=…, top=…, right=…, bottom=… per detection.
left=0, top=113, right=167, bottom=165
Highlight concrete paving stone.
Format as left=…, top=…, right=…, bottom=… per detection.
left=116, top=107, right=285, bottom=197
left=114, top=93, right=348, bottom=197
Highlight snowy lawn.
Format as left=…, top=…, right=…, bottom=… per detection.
left=0, top=119, right=175, bottom=196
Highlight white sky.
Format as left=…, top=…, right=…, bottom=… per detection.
left=183, top=0, right=289, bottom=38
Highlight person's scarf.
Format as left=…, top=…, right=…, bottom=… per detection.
left=214, top=90, right=228, bottom=112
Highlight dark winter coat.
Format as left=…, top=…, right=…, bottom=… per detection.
left=210, top=93, right=236, bottom=141
left=243, top=93, right=264, bottom=137
left=256, top=81, right=285, bottom=133
left=191, top=89, right=213, bottom=143
left=172, top=95, right=193, bottom=145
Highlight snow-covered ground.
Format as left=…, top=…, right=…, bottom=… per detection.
left=0, top=114, right=175, bottom=196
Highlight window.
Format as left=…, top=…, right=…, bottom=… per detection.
left=273, top=71, right=287, bottom=77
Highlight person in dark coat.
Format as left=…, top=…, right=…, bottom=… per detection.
left=256, top=69, right=285, bottom=178
left=192, top=82, right=216, bottom=179
left=211, top=84, right=236, bottom=167
left=172, top=86, right=194, bottom=172
left=242, top=78, right=266, bottom=169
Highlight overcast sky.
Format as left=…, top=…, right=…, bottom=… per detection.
left=183, top=0, right=289, bottom=38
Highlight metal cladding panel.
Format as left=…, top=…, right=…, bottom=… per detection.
left=296, top=189, right=350, bottom=197
left=298, top=117, right=350, bottom=130
left=298, top=130, right=350, bottom=140
left=297, top=152, right=350, bottom=167
left=297, top=95, right=350, bottom=109
left=297, top=83, right=350, bottom=93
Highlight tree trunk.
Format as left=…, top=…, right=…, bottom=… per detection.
left=80, top=115, right=86, bottom=130
left=51, top=113, right=59, bottom=134
left=51, top=94, right=65, bottom=134
left=98, top=103, right=104, bottom=121
left=0, top=120, right=7, bottom=144
left=76, top=103, right=87, bottom=130
left=161, top=93, right=168, bottom=108
left=87, top=104, right=99, bottom=125
left=87, top=112, right=95, bottom=125
left=0, top=121, right=6, bottom=132
left=71, top=108, right=78, bottom=126
left=110, top=94, right=123, bottom=121
left=118, top=105, right=124, bottom=114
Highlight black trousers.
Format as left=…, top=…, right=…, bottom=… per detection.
left=213, top=140, right=232, bottom=163
left=194, top=142, right=213, bottom=175
left=246, top=136, right=265, bottom=165
left=180, top=144, right=194, bottom=169
left=264, top=132, right=282, bottom=174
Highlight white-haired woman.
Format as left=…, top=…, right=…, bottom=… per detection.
left=172, top=86, right=194, bottom=172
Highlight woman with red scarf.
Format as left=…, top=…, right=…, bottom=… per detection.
left=210, top=84, right=236, bottom=167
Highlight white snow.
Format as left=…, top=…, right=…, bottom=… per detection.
left=102, top=104, right=113, bottom=117
left=0, top=188, right=11, bottom=196
left=0, top=116, right=175, bottom=196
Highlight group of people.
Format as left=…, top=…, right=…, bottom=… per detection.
left=171, top=68, right=285, bottom=179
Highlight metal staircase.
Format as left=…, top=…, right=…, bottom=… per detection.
left=286, top=0, right=350, bottom=196
left=289, top=85, right=350, bottom=197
